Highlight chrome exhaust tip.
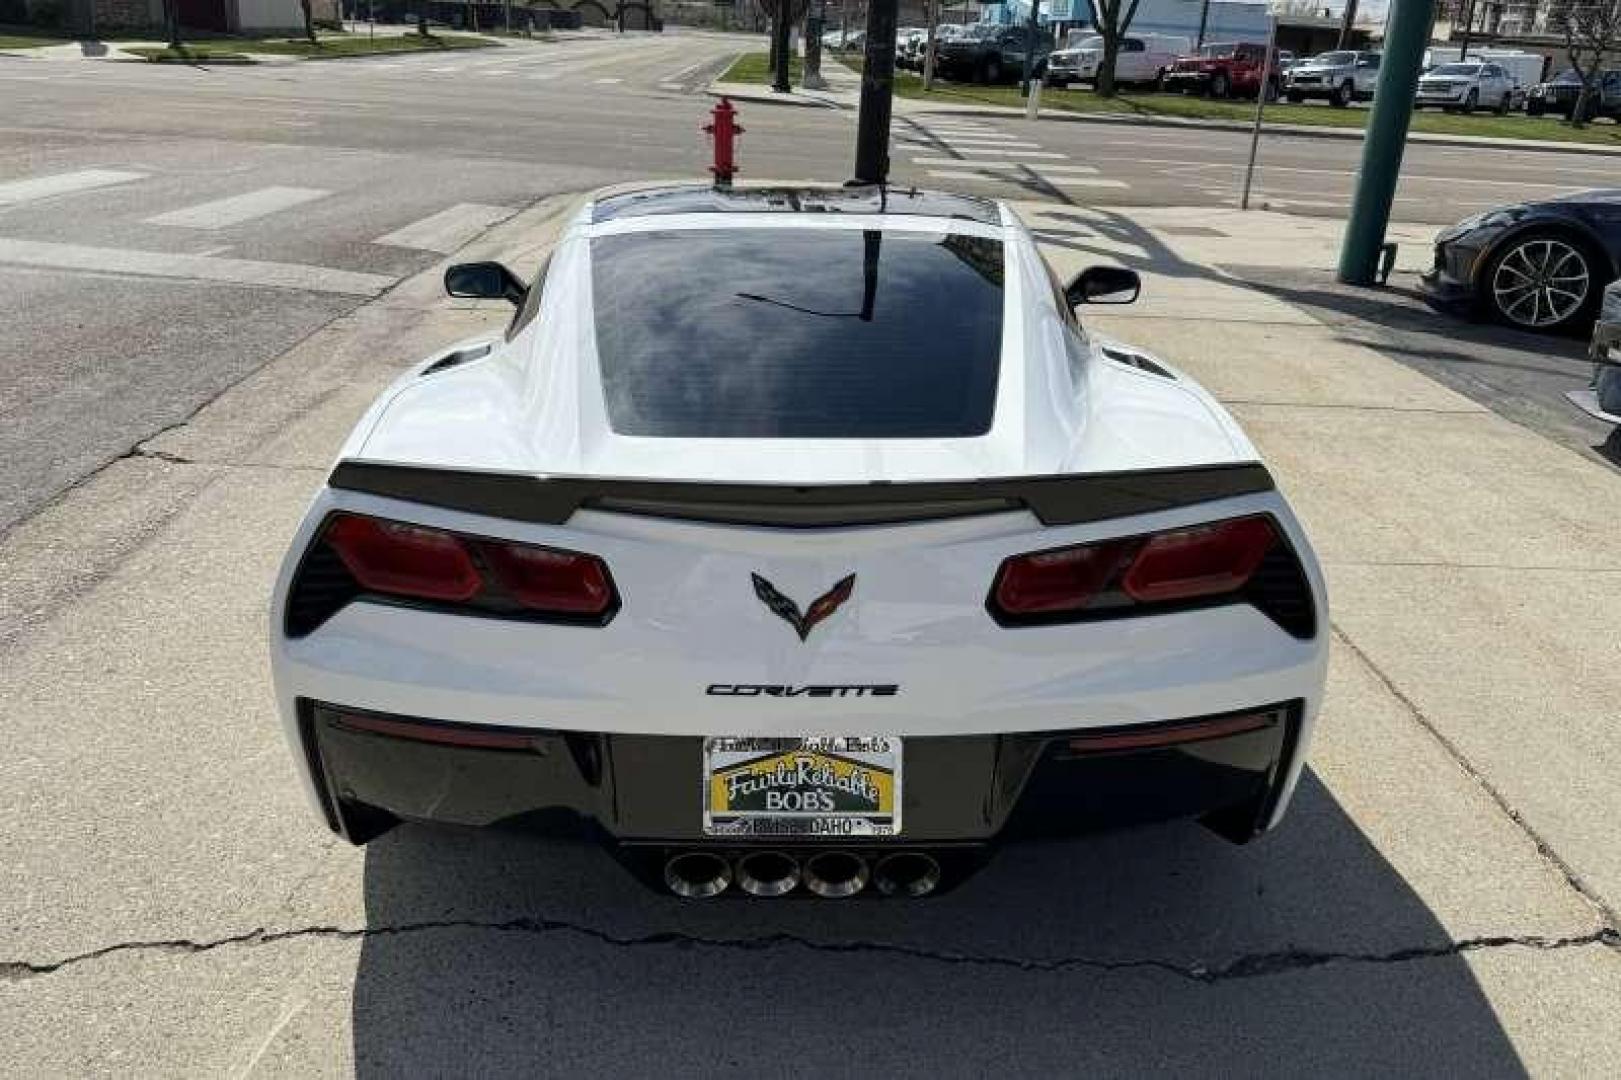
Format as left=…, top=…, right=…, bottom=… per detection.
left=873, top=852, right=942, bottom=898
left=803, top=851, right=869, bottom=898
left=664, top=852, right=732, bottom=898
left=736, top=851, right=801, bottom=897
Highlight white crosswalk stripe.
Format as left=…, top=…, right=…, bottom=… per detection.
left=0, top=169, right=147, bottom=207
left=0, top=237, right=392, bottom=295
left=146, top=186, right=330, bottom=229
left=372, top=203, right=516, bottom=253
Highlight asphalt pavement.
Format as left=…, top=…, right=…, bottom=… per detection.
left=3, top=30, right=1620, bottom=1076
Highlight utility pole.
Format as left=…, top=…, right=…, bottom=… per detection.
left=922, top=0, right=938, bottom=89
left=852, top=0, right=898, bottom=184
left=1337, top=0, right=1436, bottom=284
left=1020, top=0, right=1043, bottom=97
left=1457, top=0, right=1475, bottom=57
left=772, top=0, right=793, bottom=92
left=1195, top=0, right=1210, bottom=48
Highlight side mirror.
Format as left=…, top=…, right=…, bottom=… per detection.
left=444, top=261, right=526, bottom=307
left=1065, top=265, right=1141, bottom=307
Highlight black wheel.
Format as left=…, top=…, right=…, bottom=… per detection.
left=1286, top=90, right=1304, bottom=103
left=1209, top=69, right=1230, bottom=98
left=1527, top=100, right=1545, bottom=117
left=1462, top=88, right=1478, bottom=114
left=982, top=57, right=1001, bottom=84
left=1495, top=92, right=1510, bottom=115
left=1330, top=80, right=1352, bottom=107
left=1483, top=233, right=1599, bottom=334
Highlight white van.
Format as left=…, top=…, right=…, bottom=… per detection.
left=1046, top=32, right=1193, bottom=88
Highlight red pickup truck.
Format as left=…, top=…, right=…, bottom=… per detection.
left=1163, top=42, right=1279, bottom=99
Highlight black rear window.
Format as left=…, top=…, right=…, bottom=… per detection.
left=591, top=228, right=1005, bottom=438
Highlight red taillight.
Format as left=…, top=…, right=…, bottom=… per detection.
left=478, top=541, right=613, bottom=615
left=990, top=515, right=1282, bottom=623
left=1121, top=516, right=1277, bottom=603
left=992, top=540, right=1135, bottom=616
left=319, top=513, right=616, bottom=620
left=326, top=514, right=481, bottom=602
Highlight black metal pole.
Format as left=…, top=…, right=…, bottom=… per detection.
left=852, top=0, right=898, bottom=184
left=772, top=3, right=793, bottom=92
left=1020, top=0, right=1042, bottom=97
left=1195, top=0, right=1210, bottom=48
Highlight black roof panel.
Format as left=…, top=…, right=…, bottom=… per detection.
left=590, top=185, right=1002, bottom=226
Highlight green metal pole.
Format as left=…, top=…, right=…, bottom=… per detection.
left=1336, top=0, right=1436, bottom=285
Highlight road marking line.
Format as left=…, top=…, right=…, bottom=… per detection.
left=594, top=77, right=623, bottom=84
left=911, top=156, right=1092, bottom=170
left=660, top=82, right=687, bottom=91
left=0, top=169, right=147, bottom=207
left=372, top=202, right=516, bottom=254
left=0, top=237, right=394, bottom=296
left=953, top=147, right=1068, bottom=158
left=925, top=169, right=1126, bottom=188
left=479, top=69, right=516, bottom=77
left=146, top=186, right=330, bottom=229
left=943, top=139, right=1041, bottom=149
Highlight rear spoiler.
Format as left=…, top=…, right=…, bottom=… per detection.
left=327, top=461, right=1275, bottom=528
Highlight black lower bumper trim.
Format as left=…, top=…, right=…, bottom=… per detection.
left=301, top=699, right=1302, bottom=859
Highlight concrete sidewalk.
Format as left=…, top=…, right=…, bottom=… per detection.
left=1, top=190, right=1618, bottom=1074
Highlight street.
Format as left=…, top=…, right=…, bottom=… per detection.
left=3, top=27, right=1620, bottom=1076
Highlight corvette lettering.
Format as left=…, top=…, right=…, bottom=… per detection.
left=707, top=684, right=899, bottom=697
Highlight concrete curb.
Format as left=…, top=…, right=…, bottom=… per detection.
left=706, top=81, right=847, bottom=110
left=902, top=98, right=1621, bottom=158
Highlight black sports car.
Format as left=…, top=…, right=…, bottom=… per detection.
left=1420, top=190, right=1621, bottom=334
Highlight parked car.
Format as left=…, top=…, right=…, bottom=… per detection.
left=1044, top=32, right=1191, bottom=89
left=895, top=27, right=926, bottom=70
left=1282, top=50, right=1380, bottom=107
left=1420, top=190, right=1621, bottom=334
left=1567, top=280, right=1621, bottom=424
left=934, top=23, right=1053, bottom=84
left=1163, top=42, right=1278, bottom=99
left=268, top=183, right=1328, bottom=898
left=1526, top=68, right=1621, bottom=121
left=1414, top=61, right=1514, bottom=113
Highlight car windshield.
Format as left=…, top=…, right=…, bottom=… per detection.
left=591, top=229, right=1006, bottom=439
left=1311, top=52, right=1357, bottom=66
left=1069, top=35, right=1103, bottom=51
left=1431, top=64, right=1481, bottom=76
left=961, top=24, right=1001, bottom=40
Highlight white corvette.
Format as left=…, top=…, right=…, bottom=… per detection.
left=270, top=185, right=1327, bottom=899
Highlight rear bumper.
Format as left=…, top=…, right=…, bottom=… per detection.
left=300, top=698, right=1304, bottom=858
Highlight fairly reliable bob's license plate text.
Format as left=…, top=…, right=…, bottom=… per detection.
left=703, top=737, right=901, bottom=837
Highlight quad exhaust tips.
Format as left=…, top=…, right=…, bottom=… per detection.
left=803, top=851, right=870, bottom=898
left=662, top=850, right=940, bottom=898
left=873, top=852, right=942, bottom=898
left=663, top=851, right=732, bottom=898
left=736, top=851, right=801, bottom=897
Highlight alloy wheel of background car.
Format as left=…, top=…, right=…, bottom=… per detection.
left=1488, top=236, right=1592, bottom=331
left=1210, top=71, right=1229, bottom=98
left=1462, top=89, right=1478, bottom=114
left=1331, top=80, right=1351, bottom=107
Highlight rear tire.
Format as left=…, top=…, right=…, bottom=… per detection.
left=982, top=57, right=1001, bottom=84
left=1286, top=90, right=1304, bottom=103
left=1527, top=100, right=1545, bottom=117
left=1209, top=69, right=1230, bottom=98
left=1330, top=79, right=1352, bottom=107
left=1462, top=89, right=1478, bottom=114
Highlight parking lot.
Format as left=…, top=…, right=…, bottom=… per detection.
left=3, top=25, right=1621, bottom=1076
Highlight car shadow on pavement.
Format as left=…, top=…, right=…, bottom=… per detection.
left=1226, top=264, right=1617, bottom=469
left=348, top=771, right=1527, bottom=1076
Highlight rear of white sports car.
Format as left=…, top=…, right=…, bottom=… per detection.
left=270, top=186, right=1328, bottom=898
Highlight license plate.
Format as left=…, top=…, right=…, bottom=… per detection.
left=703, top=736, right=902, bottom=838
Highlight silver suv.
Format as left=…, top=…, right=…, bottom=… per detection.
left=1283, top=50, right=1380, bottom=107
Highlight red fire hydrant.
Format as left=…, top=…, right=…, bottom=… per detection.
left=705, top=98, right=743, bottom=187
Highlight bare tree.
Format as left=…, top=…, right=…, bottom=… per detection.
left=299, top=0, right=317, bottom=42
left=161, top=0, right=183, bottom=48
left=1086, top=0, right=1144, bottom=97
left=1558, top=0, right=1620, bottom=128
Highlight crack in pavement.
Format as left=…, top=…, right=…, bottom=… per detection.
left=4, top=917, right=1616, bottom=985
